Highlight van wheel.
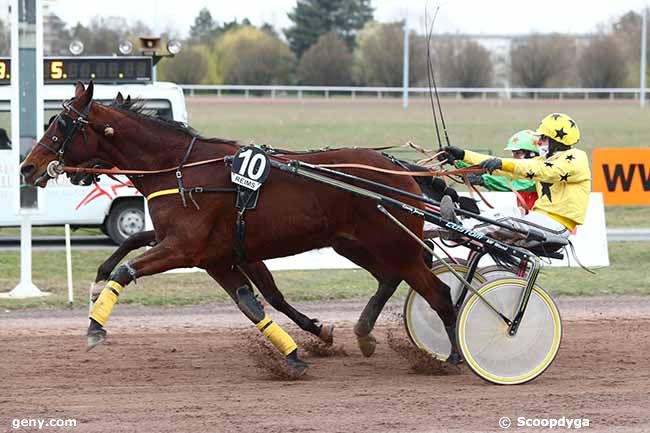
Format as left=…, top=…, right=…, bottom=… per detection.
left=106, top=200, right=145, bottom=245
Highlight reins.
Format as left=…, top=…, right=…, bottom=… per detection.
left=63, top=156, right=227, bottom=176
left=62, top=144, right=485, bottom=179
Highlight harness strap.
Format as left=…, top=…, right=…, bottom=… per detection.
left=147, top=188, right=180, bottom=201
left=176, top=136, right=199, bottom=208
left=147, top=186, right=237, bottom=201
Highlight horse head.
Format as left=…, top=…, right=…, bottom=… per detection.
left=21, top=81, right=116, bottom=187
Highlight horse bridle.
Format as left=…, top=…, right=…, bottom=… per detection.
left=38, top=98, right=92, bottom=178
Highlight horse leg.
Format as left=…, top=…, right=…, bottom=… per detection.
left=400, top=258, right=461, bottom=364
left=206, top=266, right=308, bottom=375
left=87, top=239, right=201, bottom=350
left=238, top=263, right=334, bottom=344
left=93, top=231, right=329, bottom=344
left=95, top=230, right=157, bottom=283
left=333, top=241, right=402, bottom=357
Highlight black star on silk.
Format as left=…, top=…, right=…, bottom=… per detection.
left=565, top=154, right=575, bottom=161
left=568, top=119, right=576, bottom=128
left=525, top=171, right=535, bottom=179
left=544, top=161, right=554, bottom=167
left=560, top=173, right=570, bottom=182
left=540, top=182, right=553, bottom=202
left=554, top=128, right=567, bottom=140
left=551, top=113, right=562, bottom=120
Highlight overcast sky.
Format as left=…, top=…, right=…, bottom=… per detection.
left=4, top=0, right=650, bottom=36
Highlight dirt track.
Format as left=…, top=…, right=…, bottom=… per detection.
left=1, top=296, right=649, bottom=433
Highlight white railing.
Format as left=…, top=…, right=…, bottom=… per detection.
left=180, top=85, right=649, bottom=100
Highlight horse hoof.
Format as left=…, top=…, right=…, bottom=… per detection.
left=318, top=323, right=335, bottom=345
left=357, top=333, right=377, bottom=357
left=86, top=327, right=107, bottom=351
left=447, top=351, right=463, bottom=365
left=286, top=356, right=309, bottom=377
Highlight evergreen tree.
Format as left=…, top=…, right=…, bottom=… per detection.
left=189, top=8, right=217, bottom=44
left=285, top=0, right=373, bottom=57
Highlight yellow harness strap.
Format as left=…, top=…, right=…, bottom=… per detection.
left=89, top=281, right=124, bottom=326
left=255, top=315, right=298, bottom=356
left=147, top=188, right=179, bottom=201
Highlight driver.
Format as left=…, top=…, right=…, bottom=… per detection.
left=458, top=129, right=540, bottom=212
left=440, top=113, right=591, bottom=246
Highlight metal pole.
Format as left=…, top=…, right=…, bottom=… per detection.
left=65, top=224, right=74, bottom=305
left=2, top=0, right=47, bottom=299
left=641, top=7, right=647, bottom=108
left=402, top=16, right=410, bottom=109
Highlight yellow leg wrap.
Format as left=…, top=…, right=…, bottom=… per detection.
left=255, top=315, right=298, bottom=356
left=89, top=281, right=123, bottom=326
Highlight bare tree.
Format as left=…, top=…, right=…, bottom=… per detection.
left=578, top=33, right=627, bottom=89
left=510, top=34, right=574, bottom=88
left=353, top=21, right=426, bottom=86
left=298, top=32, right=353, bottom=85
left=433, top=38, right=493, bottom=90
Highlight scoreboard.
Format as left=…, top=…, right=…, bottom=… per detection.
left=0, top=58, right=10, bottom=84
left=0, top=56, right=153, bottom=85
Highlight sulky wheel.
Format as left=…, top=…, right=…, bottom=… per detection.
left=403, top=259, right=487, bottom=361
left=479, top=264, right=520, bottom=281
left=456, top=277, right=562, bottom=385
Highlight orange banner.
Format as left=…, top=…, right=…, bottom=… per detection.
left=592, top=148, right=650, bottom=206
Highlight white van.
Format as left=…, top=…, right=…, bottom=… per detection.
left=0, top=81, right=188, bottom=244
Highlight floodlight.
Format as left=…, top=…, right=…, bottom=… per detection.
left=69, top=40, right=84, bottom=56
left=167, top=39, right=182, bottom=55
left=118, top=40, right=134, bottom=55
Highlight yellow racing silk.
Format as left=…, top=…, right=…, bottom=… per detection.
left=463, top=149, right=592, bottom=229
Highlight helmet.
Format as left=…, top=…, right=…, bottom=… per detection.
left=536, top=113, right=580, bottom=146
left=504, top=129, right=541, bottom=154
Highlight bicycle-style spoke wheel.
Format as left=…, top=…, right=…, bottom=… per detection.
left=457, top=278, right=562, bottom=385
left=403, top=260, right=486, bottom=361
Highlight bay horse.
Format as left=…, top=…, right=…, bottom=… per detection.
left=21, top=81, right=459, bottom=375
left=86, top=153, right=467, bottom=351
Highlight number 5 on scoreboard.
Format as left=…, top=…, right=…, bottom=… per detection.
left=50, top=61, right=64, bottom=79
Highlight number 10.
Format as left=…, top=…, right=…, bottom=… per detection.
left=237, top=149, right=266, bottom=180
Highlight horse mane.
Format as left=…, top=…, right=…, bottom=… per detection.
left=108, top=97, right=238, bottom=145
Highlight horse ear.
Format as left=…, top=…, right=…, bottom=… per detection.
left=74, top=81, right=85, bottom=98
left=125, top=95, right=131, bottom=103
left=77, top=80, right=94, bottom=109
left=115, top=92, right=124, bottom=104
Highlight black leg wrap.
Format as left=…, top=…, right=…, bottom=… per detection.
left=236, top=285, right=265, bottom=323
left=445, top=324, right=462, bottom=364
left=109, top=263, right=137, bottom=286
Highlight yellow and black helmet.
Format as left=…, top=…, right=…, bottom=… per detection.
left=536, top=113, right=580, bottom=146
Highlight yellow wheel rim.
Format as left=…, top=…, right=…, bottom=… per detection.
left=457, top=279, right=562, bottom=385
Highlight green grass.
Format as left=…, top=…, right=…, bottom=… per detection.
left=0, top=242, right=648, bottom=310
left=0, top=227, right=103, bottom=237
left=188, top=97, right=650, bottom=227
left=188, top=97, right=650, bottom=156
